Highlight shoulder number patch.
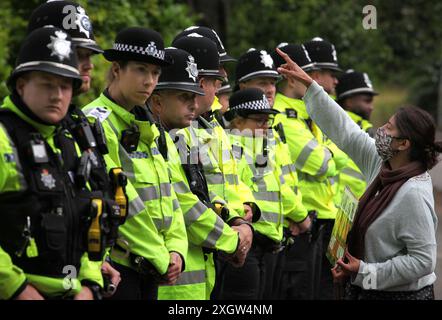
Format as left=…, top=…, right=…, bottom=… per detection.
left=85, top=107, right=111, bottom=123
left=285, top=108, right=297, bottom=118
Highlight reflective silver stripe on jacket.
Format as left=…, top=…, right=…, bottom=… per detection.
left=173, top=181, right=191, bottom=194
left=259, top=211, right=281, bottom=224
left=166, top=270, right=206, bottom=286
left=253, top=191, right=280, bottom=202
left=316, top=148, right=332, bottom=176
left=341, top=167, right=365, bottom=181
left=152, top=216, right=172, bottom=230
left=128, top=196, right=146, bottom=219
left=201, top=215, right=225, bottom=248
left=184, top=201, right=208, bottom=225
left=206, top=173, right=224, bottom=185
left=295, top=139, right=318, bottom=170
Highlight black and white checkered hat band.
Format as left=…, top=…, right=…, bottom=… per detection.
left=232, top=97, right=270, bottom=111
left=112, top=42, right=165, bottom=60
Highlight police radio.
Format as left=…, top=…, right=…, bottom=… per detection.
left=92, top=120, right=109, bottom=155
left=255, top=137, right=268, bottom=168
left=120, top=125, right=140, bottom=153
left=67, top=110, right=97, bottom=151
left=274, top=122, right=287, bottom=144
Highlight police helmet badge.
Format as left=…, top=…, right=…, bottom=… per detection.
left=75, top=6, right=92, bottom=38
left=187, top=32, right=204, bottom=38
left=47, top=30, right=72, bottom=61
left=146, top=41, right=158, bottom=56
left=331, top=44, right=338, bottom=62
left=186, top=55, right=198, bottom=81
left=260, top=50, right=274, bottom=68
left=363, top=73, right=373, bottom=88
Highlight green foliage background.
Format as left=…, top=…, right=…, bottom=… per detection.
left=0, top=0, right=199, bottom=106
left=0, top=0, right=441, bottom=124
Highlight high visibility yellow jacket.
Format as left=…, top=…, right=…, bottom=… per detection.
left=230, top=131, right=307, bottom=243
left=83, top=93, right=188, bottom=276
left=158, top=128, right=240, bottom=300
left=177, top=116, right=256, bottom=297
left=178, top=117, right=251, bottom=222
left=270, top=129, right=308, bottom=226
left=0, top=97, right=102, bottom=299
left=273, top=93, right=339, bottom=219
left=333, top=111, right=373, bottom=202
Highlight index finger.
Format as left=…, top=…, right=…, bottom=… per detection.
left=276, top=47, right=293, bottom=65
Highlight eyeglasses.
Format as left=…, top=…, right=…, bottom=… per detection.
left=245, top=115, right=274, bottom=127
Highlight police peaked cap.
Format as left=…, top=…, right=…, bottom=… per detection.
left=303, top=37, right=342, bottom=72
left=174, top=26, right=236, bottom=63
left=8, top=26, right=82, bottom=91
left=172, top=36, right=224, bottom=80
left=155, top=47, right=205, bottom=95
left=271, top=42, right=316, bottom=72
left=235, top=48, right=280, bottom=84
left=28, top=0, right=103, bottom=54
left=224, top=87, right=279, bottom=121
left=104, top=27, right=172, bottom=66
left=336, top=70, right=378, bottom=101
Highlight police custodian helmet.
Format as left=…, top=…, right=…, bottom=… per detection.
left=172, top=35, right=224, bottom=80
left=174, top=26, right=236, bottom=63
left=336, top=70, right=379, bottom=101
left=235, top=48, right=280, bottom=84
left=28, top=0, right=103, bottom=54
left=271, top=42, right=316, bottom=72
left=7, top=26, right=82, bottom=91
left=303, top=37, right=342, bottom=72
left=155, top=47, right=205, bottom=95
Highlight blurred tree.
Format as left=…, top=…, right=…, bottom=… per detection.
left=220, top=0, right=442, bottom=118
left=1, top=0, right=441, bottom=121
left=0, top=0, right=198, bottom=106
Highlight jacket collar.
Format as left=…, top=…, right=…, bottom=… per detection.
left=3, top=95, right=56, bottom=138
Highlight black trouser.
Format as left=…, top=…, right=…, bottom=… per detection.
left=313, top=219, right=335, bottom=300
left=214, top=233, right=279, bottom=300
left=277, top=232, right=316, bottom=300
left=106, top=262, right=159, bottom=300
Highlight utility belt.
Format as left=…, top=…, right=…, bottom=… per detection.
left=112, top=244, right=166, bottom=282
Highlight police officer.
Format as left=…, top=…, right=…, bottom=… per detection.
left=235, top=48, right=310, bottom=233
left=149, top=47, right=253, bottom=299
left=217, top=80, right=232, bottom=114
left=27, top=0, right=121, bottom=295
left=174, top=25, right=236, bottom=82
left=0, top=27, right=119, bottom=300
left=334, top=70, right=379, bottom=199
left=220, top=88, right=307, bottom=299
left=336, top=70, right=378, bottom=136
left=231, top=49, right=310, bottom=299
left=28, top=1, right=103, bottom=94
left=173, top=33, right=256, bottom=225
left=303, top=37, right=349, bottom=299
left=171, top=36, right=257, bottom=298
left=82, top=27, right=188, bottom=300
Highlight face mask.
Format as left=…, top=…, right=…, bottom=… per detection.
left=375, top=127, right=399, bottom=161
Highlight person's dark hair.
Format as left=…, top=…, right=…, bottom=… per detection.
left=107, top=60, right=130, bottom=84
left=395, top=106, right=442, bottom=170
